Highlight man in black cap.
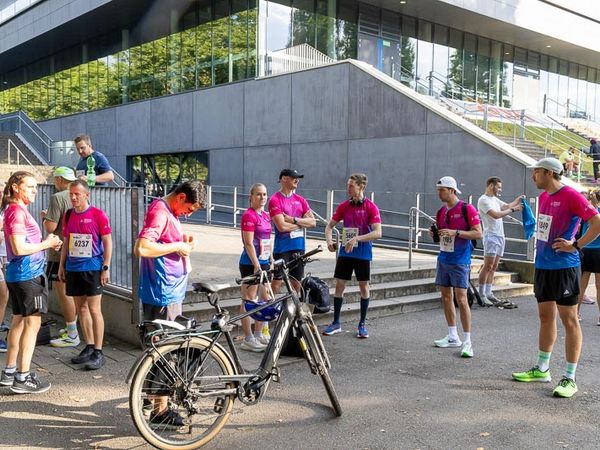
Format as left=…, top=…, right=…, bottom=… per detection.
left=268, top=169, right=316, bottom=294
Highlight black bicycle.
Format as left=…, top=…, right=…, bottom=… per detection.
left=127, top=246, right=342, bottom=449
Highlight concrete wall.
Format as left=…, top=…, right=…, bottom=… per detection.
left=39, top=61, right=540, bottom=207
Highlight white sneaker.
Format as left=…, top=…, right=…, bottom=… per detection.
left=240, top=337, right=266, bottom=352
left=461, top=341, right=474, bottom=358
left=479, top=294, right=494, bottom=307
left=256, top=334, right=270, bottom=346
left=50, top=330, right=80, bottom=348
left=434, top=335, right=462, bottom=348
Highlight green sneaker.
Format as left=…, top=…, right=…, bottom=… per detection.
left=512, top=365, right=551, bottom=383
left=553, top=377, right=578, bottom=398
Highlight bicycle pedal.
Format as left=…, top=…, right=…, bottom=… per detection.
left=271, top=367, right=281, bottom=383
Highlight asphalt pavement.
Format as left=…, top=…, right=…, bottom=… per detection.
left=1, top=294, right=600, bottom=449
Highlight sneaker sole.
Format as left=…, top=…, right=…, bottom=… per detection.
left=10, top=384, right=51, bottom=394
left=461, top=352, right=473, bottom=358
left=240, top=345, right=266, bottom=353
left=356, top=334, right=369, bottom=339
left=553, top=389, right=578, bottom=398
left=50, top=342, right=80, bottom=348
left=512, top=375, right=552, bottom=383
left=0, top=380, right=14, bottom=386
left=0, top=348, right=6, bottom=353
left=434, top=342, right=462, bottom=348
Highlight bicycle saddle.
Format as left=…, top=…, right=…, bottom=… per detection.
left=192, top=282, right=230, bottom=294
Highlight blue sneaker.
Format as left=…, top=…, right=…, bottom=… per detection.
left=357, top=323, right=369, bottom=339
left=0, top=322, right=9, bottom=333
left=323, top=323, right=342, bottom=336
left=0, top=339, right=6, bottom=353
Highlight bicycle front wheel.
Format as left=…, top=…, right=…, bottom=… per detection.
left=129, top=337, right=236, bottom=450
left=299, top=320, right=343, bottom=417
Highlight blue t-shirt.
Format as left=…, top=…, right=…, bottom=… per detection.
left=582, top=208, right=600, bottom=249
left=436, top=201, right=481, bottom=265
left=76, top=151, right=112, bottom=186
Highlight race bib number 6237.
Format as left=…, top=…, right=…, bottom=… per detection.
left=69, top=233, right=93, bottom=258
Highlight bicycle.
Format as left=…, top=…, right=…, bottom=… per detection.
left=127, top=246, right=342, bottom=449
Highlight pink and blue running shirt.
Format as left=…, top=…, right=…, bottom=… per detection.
left=138, top=199, right=188, bottom=306
left=332, top=199, right=381, bottom=260
left=63, top=206, right=111, bottom=272
left=581, top=208, right=600, bottom=249
left=4, top=203, right=45, bottom=282
left=535, top=186, right=597, bottom=269
left=268, top=192, right=310, bottom=253
left=240, top=208, right=272, bottom=265
left=436, top=201, right=481, bottom=265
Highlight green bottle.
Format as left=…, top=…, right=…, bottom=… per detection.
left=86, top=154, right=96, bottom=187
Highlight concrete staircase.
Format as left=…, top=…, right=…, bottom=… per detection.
left=0, top=133, right=53, bottom=183
left=495, top=135, right=596, bottom=185
left=182, top=261, right=533, bottom=325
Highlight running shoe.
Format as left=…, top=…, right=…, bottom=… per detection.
left=240, top=337, right=266, bottom=352
left=256, top=334, right=270, bottom=346
left=149, top=409, right=185, bottom=430
left=512, top=365, right=551, bottom=382
left=71, top=344, right=95, bottom=364
left=357, top=323, right=369, bottom=339
left=553, top=377, right=578, bottom=398
left=85, top=351, right=105, bottom=370
left=322, top=322, right=342, bottom=336
left=0, top=322, right=9, bottom=333
left=461, top=341, right=474, bottom=358
left=582, top=295, right=596, bottom=305
left=434, top=335, right=462, bottom=348
left=10, top=373, right=51, bottom=394
left=478, top=295, right=494, bottom=307
left=0, top=338, right=6, bottom=353
left=0, top=370, right=14, bottom=386
left=50, top=330, right=80, bottom=348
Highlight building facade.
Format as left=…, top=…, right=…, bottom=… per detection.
left=1, top=0, right=600, bottom=186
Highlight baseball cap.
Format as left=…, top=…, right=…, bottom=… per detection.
left=53, top=166, right=77, bottom=181
left=436, top=176, right=461, bottom=194
left=526, top=157, right=563, bottom=174
left=279, top=169, right=304, bottom=180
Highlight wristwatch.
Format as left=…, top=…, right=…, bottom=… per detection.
left=455, top=230, right=460, bottom=237
left=102, top=265, right=110, bottom=271
left=573, top=240, right=580, bottom=250
left=293, top=217, right=297, bottom=225
left=510, top=207, right=515, bottom=212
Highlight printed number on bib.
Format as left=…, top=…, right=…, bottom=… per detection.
left=69, top=233, right=92, bottom=258
left=536, top=214, right=552, bottom=242
left=290, top=229, right=303, bottom=239
left=259, top=239, right=271, bottom=260
left=440, top=235, right=455, bottom=252
left=342, top=228, right=359, bottom=248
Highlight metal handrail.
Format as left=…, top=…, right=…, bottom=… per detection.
left=311, top=209, right=340, bottom=256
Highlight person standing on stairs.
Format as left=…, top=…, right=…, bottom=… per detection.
left=431, top=176, right=482, bottom=358
left=477, top=176, right=524, bottom=308
left=589, top=139, right=600, bottom=183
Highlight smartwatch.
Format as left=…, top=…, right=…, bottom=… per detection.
left=510, top=208, right=515, bottom=213
left=102, top=265, right=110, bottom=271
left=293, top=217, right=297, bottom=225
left=573, top=240, right=580, bottom=250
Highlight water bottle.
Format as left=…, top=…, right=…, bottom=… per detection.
left=430, top=223, right=440, bottom=243
left=86, top=154, right=96, bottom=187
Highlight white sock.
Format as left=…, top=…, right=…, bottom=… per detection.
left=448, top=326, right=459, bottom=340
left=463, top=332, right=471, bottom=344
left=478, top=284, right=486, bottom=296
left=485, top=284, right=493, bottom=296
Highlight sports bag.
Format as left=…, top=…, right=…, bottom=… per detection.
left=301, top=275, right=331, bottom=314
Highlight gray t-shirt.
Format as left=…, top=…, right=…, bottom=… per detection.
left=45, top=189, right=71, bottom=262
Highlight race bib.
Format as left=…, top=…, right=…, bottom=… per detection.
left=69, top=233, right=92, bottom=258
left=536, top=214, right=552, bottom=242
left=75, top=170, right=85, bottom=178
left=259, top=239, right=271, bottom=260
left=440, top=235, right=455, bottom=252
left=290, top=229, right=303, bottom=239
left=342, top=228, right=359, bottom=248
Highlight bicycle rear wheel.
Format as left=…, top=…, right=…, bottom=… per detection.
left=299, top=319, right=343, bottom=417
left=129, top=337, right=236, bottom=449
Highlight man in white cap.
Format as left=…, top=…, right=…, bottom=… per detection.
left=512, top=157, right=600, bottom=398
left=431, top=176, right=482, bottom=358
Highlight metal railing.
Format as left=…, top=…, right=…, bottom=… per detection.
left=0, top=110, right=52, bottom=163
left=29, top=184, right=143, bottom=291
left=265, top=44, right=335, bottom=76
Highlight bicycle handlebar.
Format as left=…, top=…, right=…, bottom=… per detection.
left=235, top=245, right=323, bottom=285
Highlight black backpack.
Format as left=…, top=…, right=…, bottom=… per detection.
left=301, top=275, right=331, bottom=314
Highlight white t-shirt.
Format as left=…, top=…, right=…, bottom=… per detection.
left=477, top=195, right=506, bottom=237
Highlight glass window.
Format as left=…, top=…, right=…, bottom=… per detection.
left=197, top=1, right=213, bottom=88
left=446, top=28, right=462, bottom=100
left=400, top=15, right=417, bottom=88
left=477, top=37, right=490, bottom=103
left=501, top=44, right=514, bottom=108
left=416, top=20, right=433, bottom=95
left=489, top=41, right=502, bottom=106
left=462, top=33, right=476, bottom=102
left=336, top=0, right=357, bottom=60
left=232, top=0, right=250, bottom=81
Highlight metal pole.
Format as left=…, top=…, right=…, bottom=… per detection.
left=483, top=104, right=489, bottom=132
left=542, top=93, right=547, bottom=114
left=206, top=185, right=212, bottom=224
left=520, top=109, right=526, bottom=140
left=130, top=187, right=142, bottom=325
left=414, top=193, right=421, bottom=249
left=326, top=190, right=334, bottom=221
left=233, top=187, right=238, bottom=228
left=408, top=208, right=414, bottom=269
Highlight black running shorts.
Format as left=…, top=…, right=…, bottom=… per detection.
left=581, top=248, right=600, bottom=274
left=534, top=267, right=580, bottom=306
left=273, top=251, right=305, bottom=282
left=65, top=270, right=103, bottom=297
left=334, top=256, right=371, bottom=282
left=7, top=275, right=48, bottom=317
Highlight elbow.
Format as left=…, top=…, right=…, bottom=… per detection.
left=107, top=171, right=115, bottom=181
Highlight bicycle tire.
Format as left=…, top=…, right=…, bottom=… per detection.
left=299, top=322, right=343, bottom=417
left=129, top=337, right=236, bottom=449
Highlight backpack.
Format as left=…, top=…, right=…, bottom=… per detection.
left=301, top=275, right=331, bottom=314
left=436, top=201, right=478, bottom=249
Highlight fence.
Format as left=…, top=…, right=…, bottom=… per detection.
left=29, top=184, right=143, bottom=291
